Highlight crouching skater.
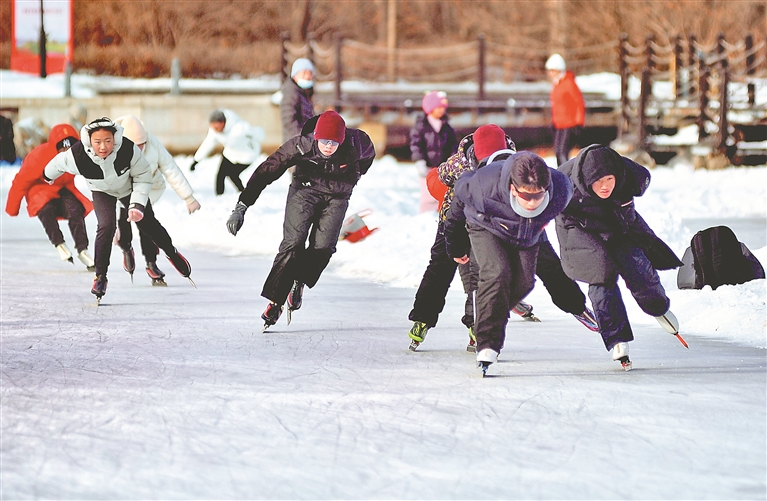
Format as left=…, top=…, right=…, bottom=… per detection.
left=555, top=145, right=686, bottom=370
left=44, top=118, right=193, bottom=302
left=226, top=111, right=376, bottom=330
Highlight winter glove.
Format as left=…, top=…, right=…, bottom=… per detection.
left=414, top=159, right=429, bottom=177
left=226, top=201, right=248, bottom=236
left=126, top=203, right=145, bottom=222
left=186, top=196, right=201, bottom=214
left=189, top=160, right=198, bottom=172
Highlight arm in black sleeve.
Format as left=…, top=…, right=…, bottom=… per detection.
left=238, top=137, right=303, bottom=206
left=444, top=194, right=470, bottom=258
left=355, top=131, right=377, bottom=176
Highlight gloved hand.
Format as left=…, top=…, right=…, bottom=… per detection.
left=189, top=160, right=198, bottom=172
left=186, top=197, right=201, bottom=214
left=414, top=159, right=429, bottom=177
left=126, top=203, right=145, bottom=222
left=226, top=201, right=248, bottom=236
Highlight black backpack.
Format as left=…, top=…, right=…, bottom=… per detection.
left=677, top=226, right=764, bottom=290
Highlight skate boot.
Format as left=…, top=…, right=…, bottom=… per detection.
left=122, top=247, right=135, bottom=281
left=145, top=261, right=167, bottom=286
left=91, top=274, right=108, bottom=303
left=512, top=301, right=540, bottom=322
left=261, top=301, right=284, bottom=331
left=611, top=342, right=631, bottom=370
left=407, top=321, right=429, bottom=351
left=573, top=308, right=599, bottom=332
left=476, top=348, right=499, bottom=377
left=77, top=250, right=95, bottom=271
left=286, top=281, right=305, bottom=325
left=655, top=310, right=688, bottom=348
left=166, top=248, right=195, bottom=287
left=56, top=243, right=74, bottom=263
left=466, top=326, right=477, bottom=353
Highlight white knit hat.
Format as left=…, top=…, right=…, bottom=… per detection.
left=116, top=115, right=147, bottom=144
left=545, top=53, right=566, bottom=71
left=291, top=58, right=315, bottom=78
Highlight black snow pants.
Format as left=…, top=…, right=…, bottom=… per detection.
left=37, top=188, right=89, bottom=252
left=91, top=191, right=176, bottom=276
left=469, top=223, right=538, bottom=354
left=117, top=205, right=159, bottom=263
left=216, top=155, right=248, bottom=195
left=553, top=126, right=579, bottom=167
left=261, top=183, right=349, bottom=305
left=535, top=232, right=586, bottom=315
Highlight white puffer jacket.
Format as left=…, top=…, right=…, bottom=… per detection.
left=193, top=109, right=264, bottom=165
left=44, top=121, right=153, bottom=207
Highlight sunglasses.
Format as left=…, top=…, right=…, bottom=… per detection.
left=318, top=139, right=339, bottom=147
left=512, top=185, right=547, bottom=202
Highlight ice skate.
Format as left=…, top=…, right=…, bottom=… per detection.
left=56, top=243, right=74, bottom=263
left=573, top=308, right=599, bottom=332
left=145, top=261, right=167, bottom=286
left=611, top=342, right=632, bottom=371
left=476, top=348, right=499, bottom=377
left=122, top=247, right=135, bottom=282
left=512, top=301, right=540, bottom=322
left=166, top=248, right=195, bottom=288
left=655, top=310, right=688, bottom=348
left=77, top=250, right=95, bottom=271
left=91, top=274, right=108, bottom=303
left=407, top=321, right=429, bottom=351
left=466, top=326, right=477, bottom=353
left=261, top=301, right=283, bottom=331
left=286, top=281, right=304, bottom=325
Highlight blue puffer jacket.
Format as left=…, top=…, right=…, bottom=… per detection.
left=444, top=152, right=573, bottom=258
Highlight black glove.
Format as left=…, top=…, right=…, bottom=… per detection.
left=226, top=201, right=248, bottom=236
left=189, top=160, right=198, bottom=172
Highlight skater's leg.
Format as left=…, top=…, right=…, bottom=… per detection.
left=295, top=194, right=348, bottom=288
left=36, top=199, right=66, bottom=247
left=457, top=253, right=478, bottom=328
left=588, top=281, right=633, bottom=351
left=122, top=197, right=174, bottom=255
left=261, top=185, right=319, bottom=304
left=535, top=234, right=586, bottom=314
left=612, top=241, right=670, bottom=317
left=408, top=222, right=459, bottom=328
left=215, top=157, right=230, bottom=195
left=116, top=205, right=133, bottom=251
left=91, top=191, right=119, bottom=276
left=228, top=162, right=248, bottom=192
left=58, top=189, right=89, bottom=253
left=137, top=225, right=159, bottom=263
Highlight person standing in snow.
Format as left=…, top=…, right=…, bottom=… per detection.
left=546, top=53, right=585, bottom=167
left=555, top=145, right=685, bottom=370
left=281, top=58, right=316, bottom=142
left=189, top=109, right=264, bottom=195
left=409, top=91, right=458, bottom=213
left=226, top=111, right=376, bottom=329
left=44, top=117, right=193, bottom=300
left=5, top=123, right=95, bottom=270
left=444, top=151, right=573, bottom=374
left=114, top=115, right=201, bottom=285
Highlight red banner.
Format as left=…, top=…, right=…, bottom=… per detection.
left=11, top=0, right=74, bottom=74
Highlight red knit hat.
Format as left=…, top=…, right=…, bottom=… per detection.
left=473, top=124, right=507, bottom=161
left=314, top=111, right=346, bottom=144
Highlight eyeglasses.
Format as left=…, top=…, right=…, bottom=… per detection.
left=512, top=185, right=547, bottom=202
left=317, top=139, right=339, bottom=147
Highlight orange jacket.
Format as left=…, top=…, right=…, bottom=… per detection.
left=550, top=71, right=585, bottom=129
left=426, top=167, right=448, bottom=210
left=5, top=124, right=93, bottom=218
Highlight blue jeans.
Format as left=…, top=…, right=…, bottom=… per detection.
left=588, top=240, right=670, bottom=351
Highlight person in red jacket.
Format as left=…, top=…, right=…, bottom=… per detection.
left=546, top=53, right=585, bottom=166
left=5, top=123, right=95, bottom=269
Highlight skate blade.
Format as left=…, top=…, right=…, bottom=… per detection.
left=523, top=314, right=541, bottom=322
left=130, top=274, right=133, bottom=284
left=286, top=309, right=292, bottom=326
left=478, top=361, right=491, bottom=377
left=187, top=277, right=197, bottom=289
left=618, top=356, right=632, bottom=371
left=466, top=345, right=476, bottom=353
left=408, top=340, right=420, bottom=352
left=675, top=333, right=689, bottom=349
left=151, top=279, right=167, bottom=287
left=262, top=323, right=272, bottom=333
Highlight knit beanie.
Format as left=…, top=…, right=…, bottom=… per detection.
left=117, top=115, right=148, bottom=144
left=291, top=58, right=315, bottom=78
left=581, top=146, right=623, bottom=187
left=422, top=91, right=448, bottom=114
left=545, top=53, right=566, bottom=71
left=314, top=110, right=346, bottom=144
left=473, top=124, right=507, bottom=161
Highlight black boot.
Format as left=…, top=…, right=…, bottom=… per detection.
left=261, top=301, right=283, bottom=328
left=91, top=274, right=108, bottom=298
left=287, top=281, right=305, bottom=311
left=122, top=248, right=135, bottom=274
left=165, top=248, right=191, bottom=277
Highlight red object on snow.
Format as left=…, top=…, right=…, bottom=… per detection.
left=339, top=209, right=378, bottom=243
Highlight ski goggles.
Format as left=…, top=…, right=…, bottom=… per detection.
left=512, top=185, right=547, bottom=202
left=317, top=139, right=340, bottom=147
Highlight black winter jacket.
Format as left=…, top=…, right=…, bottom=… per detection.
left=409, top=113, right=458, bottom=167
left=555, top=144, right=681, bottom=284
left=239, top=116, right=376, bottom=206
left=280, top=78, right=315, bottom=141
